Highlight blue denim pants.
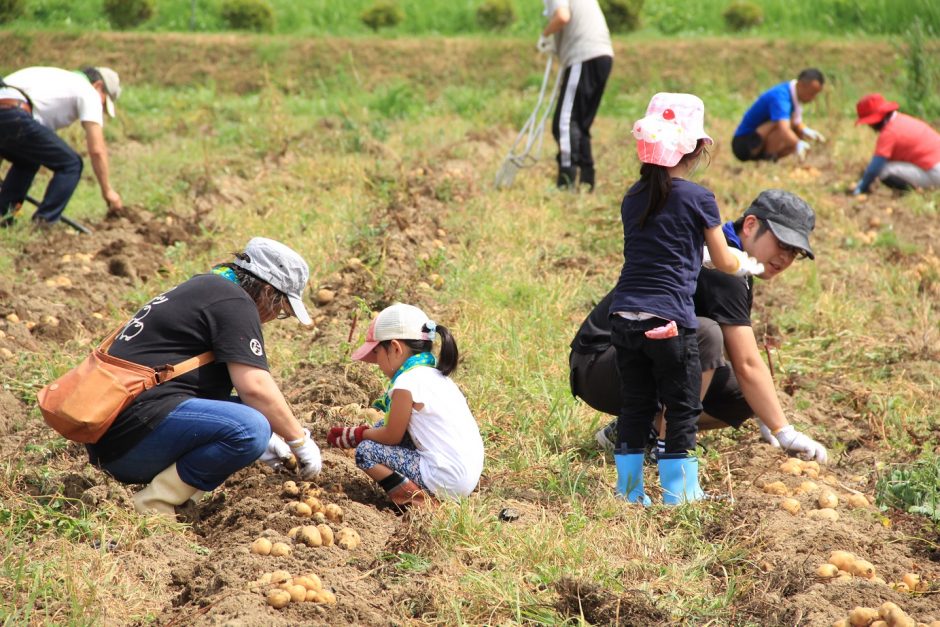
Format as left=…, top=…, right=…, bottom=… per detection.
left=100, top=397, right=271, bottom=491
left=0, top=107, right=83, bottom=223
left=610, top=315, right=703, bottom=454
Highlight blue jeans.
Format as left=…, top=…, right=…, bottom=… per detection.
left=610, top=315, right=702, bottom=454
left=100, top=397, right=271, bottom=491
left=0, top=107, right=83, bottom=223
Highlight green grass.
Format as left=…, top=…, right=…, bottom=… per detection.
left=5, top=0, right=940, bottom=35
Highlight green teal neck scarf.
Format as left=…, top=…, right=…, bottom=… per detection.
left=212, top=265, right=239, bottom=285
left=372, top=352, right=436, bottom=414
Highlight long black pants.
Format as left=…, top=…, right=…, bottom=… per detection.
left=551, top=54, right=612, bottom=183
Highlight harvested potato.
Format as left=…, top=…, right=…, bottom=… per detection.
left=313, top=512, right=327, bottom=525
left=282, top=481, right=300, bottom=497
left=808, top=508, right=839, bottom=521
left=286, top=584, right=305, bottom=602
left=763, top=481, right=790, bottom=496
left=315, top=288, right=335, bottom=306
left=878, top=603, right=901, bottom=620
left=304, top=496, right=324, bottom=513
left=251, top=538, right=273, bottom=556
left=846, top=493, right=870, bottom=508
left=796, top=480, right=819, bottom=495
left=833, top=620, right=849, bottom=627
left=305, top=588, right=320, bottom=602
left=804, top=467, right=820, bottom=479
left=287, top=526, right=302, bottom=540
left=288, top=501, right=313, bottom=517
left=891, top=581, right=911, bottom=593
left=849, top=559, right=876, bottom=579
left=780, top=459, right=803, bottom=476
left=319, top=589, right=337, bottom=604
left=818, top=490, right=839, bottom=509
left=296, top=574, right=322, bottom=592
left=317, top=524, right=334, bottom=546
left=901, top=573, right=920, bottom=590
left=299, top=526, right=322, bottom=547
left=336, top=527, right=361, bottom=550
left=270, top=570, right=292, bottom=584
left=803, top=460, right=820, bottom=473
left=829, top=551, right=856, bottom=571
left=870, top=622, right=887, bottom=627
left=870, top=576, right=886, bottom=585
left=259, top=572, right=273, bottom=585
left=817, top=563, right=839, bottom=578
left=848, top=607, right=879, bottom=626
left=267, top=589, right=291, bottom=609
left=324, top=503, right=344, bottom=522
left=270, top=542, right=291, bottom=557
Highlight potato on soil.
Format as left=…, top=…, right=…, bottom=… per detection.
left=780, top=498, right=801, bottom=515
left=287, top=526, right=302, bottom=540
left=780, top=459, right=803, bottom=476
left=313, top=512, right=327, bottom=524
left=298, top=526, right=322, bottom=547
left=829, top=551, right=857, bottom=571
left=849, top=559, right=876, bottom=579
left=808, top=508, right=839, bottom=521
left=288, top=584, right=307, bottom=602
left=270, top=542, right=291, bottom=557
left=270, top=570, right=292, bottom=584
left=316, top=524, right=334, bottom=546
left=846, top=493, right=870, bottom=508
left=817, top=490, right=839, bottom=509
left=335, top=527, right=361, bottom=550
left=848, top=607, right=879, bottom=626
left=282, top=481, right=300, bottom=497
left=324, top=503, right=344, bottom=522
left=891, top=581, right=911, bottom=593
left=295, top=574, right=322, bottom=591
left=304, top=496, right=324, bottom=513
left=817, top=563, right=839, bottom=578
left=267, top=589, right=291, bottom=609
left=318, top=589, right=337, bottom=604
left=288, top=501, right=313, bottom=517
left=796, top=480, right=819, bottom=495
left=901, top=573, right=920, bottom=590
left=763, top=481, right=789, bottom=496
left=251, top=538, right=273, bottom=555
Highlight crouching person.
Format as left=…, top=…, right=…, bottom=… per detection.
left=86, top=238, right=323, bottom=518
left=328, top=304, right=484, bottom=506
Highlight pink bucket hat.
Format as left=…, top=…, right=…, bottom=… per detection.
left=633, top=93, right=713, bottom=167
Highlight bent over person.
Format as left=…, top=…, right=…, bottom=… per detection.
left=570, top=190, right=828, bottom=463
left=540, top=0, right=613, bottom=191
left=0, top=66, right=123, bottom=227
left=86, top=238, right=323, bottom=518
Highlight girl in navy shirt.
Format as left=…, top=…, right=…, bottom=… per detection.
left=610, top=93, right=761, bottom=505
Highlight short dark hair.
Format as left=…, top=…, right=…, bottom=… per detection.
left=81, top=67, right=103, bottom=84
left=797, top=68, right=825, bottom=85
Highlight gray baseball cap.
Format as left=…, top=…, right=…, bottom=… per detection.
left=234, top=237, right=312, bottom=325
left=743, top=189, right=816, bottom=260
left=95, top=67, right=121, bottom=117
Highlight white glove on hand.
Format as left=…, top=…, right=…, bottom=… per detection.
left=757, top=420, right=780, bottom=447
left=802, top=126, right=826, bottom=143
left=536, top=34, right=556, bottom=55
left=703, top=246, right=765, bottom=277
left=774, top=425, right=828, bottom=463
left=795, top=140, right=811, bottom=162
left=258, top=433, right=292, bottom=470
left=287, top=428, right=323, bottom=479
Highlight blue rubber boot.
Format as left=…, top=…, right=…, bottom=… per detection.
left=658, top=454, right=705, bottom=505
left=614, top=448, right=651, bottom=506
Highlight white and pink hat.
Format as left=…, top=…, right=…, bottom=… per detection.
left=633, top=93, right=713, bottom=167
left=351, top=303, right=436, bottom=362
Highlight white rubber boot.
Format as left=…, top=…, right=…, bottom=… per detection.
left=132, top=463, right=200, bottom=517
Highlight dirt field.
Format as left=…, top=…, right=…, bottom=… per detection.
left=2, top=33, right=939, bottom=626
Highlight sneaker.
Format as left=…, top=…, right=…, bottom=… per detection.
left=594, top=421, right=618, bottom=453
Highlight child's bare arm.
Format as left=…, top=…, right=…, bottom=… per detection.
left=364, top=389, right=413, bottom=445
left=703, top=226, right=741, bottom=274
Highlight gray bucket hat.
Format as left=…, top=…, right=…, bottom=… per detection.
left=234, top=237, right=312, bottom=325
left=743, top=189, right=816, bottom=259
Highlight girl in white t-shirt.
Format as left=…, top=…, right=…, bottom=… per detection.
left=327, top=303, right=484, bottom=506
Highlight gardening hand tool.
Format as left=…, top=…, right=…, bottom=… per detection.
left=0, top=171, right=92, bottom=234
left=774, top=425, right=828, bottom=463
left=801, top=126, right=826, bottom=143
left=536, top=34, right=556, bottom=55
left=757, top=419, right=780, bottom=447
left=494, top=55, right=562, bottom=190
left=258, top=433, right=293, bottom=470
left=327, top=425, right=368, bottom=449
left=287, top=428, right=322, bottom=479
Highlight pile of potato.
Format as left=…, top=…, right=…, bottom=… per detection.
left=255, top=570, right=337, bottom=609
left=832, top=601, right=940, bottom=627
left=765, top=458, right=873, bottom=521
left=816, top=551, right=929, bottom=592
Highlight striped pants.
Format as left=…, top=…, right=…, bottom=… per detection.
left=552, top=55, right=613, bottom=181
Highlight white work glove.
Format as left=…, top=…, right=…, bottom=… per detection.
left=774, top=425, right=828, bottom=464
left=703, top=246, right=765, bottom=277
left=757, top=419, right=780, bottom=447
left=258, top=433, right=292, bottom=471
left=801, top=126, right=826, bottom=143
left=287, top=428, right=323, bottom=479
left=795, top=140, right=811, bottom=162
left=536, top=34, right=556, bottom=55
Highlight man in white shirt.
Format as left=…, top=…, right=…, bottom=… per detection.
left=0, top=66, right=123, bottom=228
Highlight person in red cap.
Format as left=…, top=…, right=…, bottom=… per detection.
left=852, top=93, right=940, bottom=195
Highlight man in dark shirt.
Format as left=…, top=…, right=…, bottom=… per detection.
left=570, top=190, right=828, bottom=462
left=90, top=238, right=323, bottom=518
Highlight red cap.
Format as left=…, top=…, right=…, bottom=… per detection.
left=855, top=93, right=899, bottom=126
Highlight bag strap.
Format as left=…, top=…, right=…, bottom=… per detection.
left=96, top=322, right=215, bottom=384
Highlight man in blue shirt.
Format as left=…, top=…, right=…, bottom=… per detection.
left=732, top=69, right=826, bottom=163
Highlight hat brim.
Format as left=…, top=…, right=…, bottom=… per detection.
left=105, top=96, right=116, bottom=118
left=351, top=340, right=380, bottom=362
left=855, top=102, right=898, bottom=125
left=765, top=220, right=815, bottom=260
left=287, top=293, right=312, bottom=326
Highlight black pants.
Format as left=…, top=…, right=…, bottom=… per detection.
left=610, top=316, right=702, bottom=453
left=552, top=55, right=612, bottom=179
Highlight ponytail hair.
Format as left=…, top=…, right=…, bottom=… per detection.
left=632, top=139, right=709, bottom=229
left=384, top=323, right=460, bottom=376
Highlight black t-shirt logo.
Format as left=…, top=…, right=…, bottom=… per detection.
left=249, top=338, right=263, bottom=356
